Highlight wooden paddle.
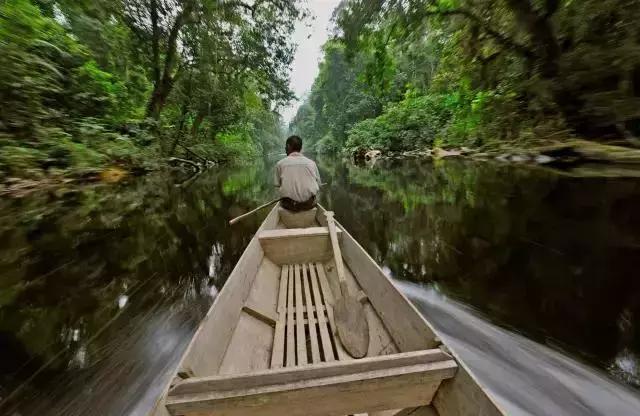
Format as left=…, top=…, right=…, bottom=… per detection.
left=325, top=211, right=369, bottom=358
left=228, top=198, right=281, bottom=226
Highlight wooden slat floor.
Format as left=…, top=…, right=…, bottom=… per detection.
left=271, top=262, right=343, bottom=367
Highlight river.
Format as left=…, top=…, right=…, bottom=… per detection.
left=1, top=156, right=639, bottom=415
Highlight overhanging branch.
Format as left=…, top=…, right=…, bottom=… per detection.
left=427, top=8, right=535, bottom=60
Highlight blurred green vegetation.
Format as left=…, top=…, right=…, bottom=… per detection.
left=0, top=0, right=303, bottom=180
left=290, top=0, right=640, bottom=156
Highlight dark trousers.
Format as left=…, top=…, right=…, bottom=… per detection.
left=280, top=195, right=316, bottom=212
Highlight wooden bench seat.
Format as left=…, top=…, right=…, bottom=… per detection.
left=258, top=227, right=342, bottom=265
left=166, top=350, right=457, bottom=416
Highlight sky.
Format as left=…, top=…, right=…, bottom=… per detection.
left=280, top=0, right=342, bottom=124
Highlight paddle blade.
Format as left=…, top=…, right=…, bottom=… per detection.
left=334, top=294, right=369, bottom=358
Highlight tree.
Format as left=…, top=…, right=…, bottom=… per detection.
left=121, top=0, right=302, bottom=119
left=297, top=0, right=640, bottom=156
left=380, top=1, right=638, bottom=135
left=290, top=41, right=381, bottom=153
left=0, top=0, right=305, bottom=178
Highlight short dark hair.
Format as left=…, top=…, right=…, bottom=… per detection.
left=286, top=135, right=302, bottom=152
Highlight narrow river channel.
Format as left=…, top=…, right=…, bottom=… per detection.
left=1, top=156, right=639, bottom=415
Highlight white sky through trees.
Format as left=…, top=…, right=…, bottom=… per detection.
left=281, top=0, right=341, bottom=124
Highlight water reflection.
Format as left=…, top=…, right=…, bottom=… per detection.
left=0, top=161, right=274, bottom=415
left=319, top=157, right=640, bottom=388
left=1, top=156, right=639, bottom=415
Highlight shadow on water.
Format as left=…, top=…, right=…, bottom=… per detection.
left=1, top=155, right=640, bottom=415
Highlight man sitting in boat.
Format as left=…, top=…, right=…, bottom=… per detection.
left=274, top=135, right=321, bottom=212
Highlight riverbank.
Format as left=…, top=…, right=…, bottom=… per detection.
left=0, top=161, right=215, bottom=198
left=0, top=131, right=260, bottom=198
left=358, top=139, right=640, bottom=170
left=0, top=166, right=141, bottom=198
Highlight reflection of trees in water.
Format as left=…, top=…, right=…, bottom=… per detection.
left=0, top=161, right=276, bottom=414
left=3, top=155, right=640, bottom=411
left=319, top=157, right=640, bottom=387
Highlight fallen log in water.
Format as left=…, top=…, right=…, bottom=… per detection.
left=168, top=157, right=201, bottom=171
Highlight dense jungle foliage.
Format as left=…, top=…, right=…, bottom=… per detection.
left=290, top=0, right=640, bottom=155
left=0, top=0, right=304, bottom=179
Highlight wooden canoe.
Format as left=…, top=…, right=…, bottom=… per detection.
left=149, top=204, right=505, bottom=416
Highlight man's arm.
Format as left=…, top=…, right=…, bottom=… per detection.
left=274, top=163, right=281, bottom=187
left=313, top=163, right=321, bottom=186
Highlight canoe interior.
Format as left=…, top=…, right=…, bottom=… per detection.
left=151, top=205, right=504, bottom=416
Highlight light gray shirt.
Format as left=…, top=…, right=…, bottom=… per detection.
left=274, top=152, right=321, bottom=202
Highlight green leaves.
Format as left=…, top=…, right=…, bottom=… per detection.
left=1, top=0, right=303, bottom=177
left=346, top=94, right=453, bottom=153
left=296, top=0, right=640, bottom=156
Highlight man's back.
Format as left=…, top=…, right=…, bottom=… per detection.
left=274, top=152, right=320, bottom=202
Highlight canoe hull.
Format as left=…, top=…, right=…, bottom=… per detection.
left=148, top=204, right=504, bottom=416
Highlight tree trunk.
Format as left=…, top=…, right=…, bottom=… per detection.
left=147, top=75, right=175, bottom=120
left=503, top=0, right=584, bottom=126
left=150, top=0, right=161, bottom=85
left=503, top=0, right=560, bottom=78
left=169, top=103, right=189, bottom=155
left=145, top=1, right=194, bottom=119
left=191, top=111, right=206, bottom=138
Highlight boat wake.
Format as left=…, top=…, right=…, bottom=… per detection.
left=396, top=280, right=640, bottom=416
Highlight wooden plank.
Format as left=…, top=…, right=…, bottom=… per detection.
left=270, top=265, right=288, bottom=368
left=218, top=257, right=280, bottom=374
left=315, top=262, right=350, bottom=361
left=242, top=303, right=277, bottom=327
left=176, top=206, right=279, bottom=379
left=258, top=227, right=341, bottom=240
left=298, top=304, right=325, bottom=314
left=308, top=262, right=335, bottom=362
left=366, top=302, right=400, bottom=357
left=171, top=349, right=453, bottom=395
left=371, top=406, right=438, bottom=416
left=244, top=257, right=280, bottom=317
left=294, top=264, right=307, bottom=366
left=286, top=264, right=295, bottom=367
left=432, top=357, right=504, bottom=416
left=218, top=313, right=273, bottom=375
left=258, top=227, right=342, bottom=266
left=166, top=361, right=455, bottom=416
left=302, top=264, right=321, bottom=363
left=316, top=206, right=438, bottom=352
left=407, top=406, right=438, bottom=416
left=369, top=410, right=400, bottom=416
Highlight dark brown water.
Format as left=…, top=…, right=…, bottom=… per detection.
left=1, top=156, right=639, bottom=415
